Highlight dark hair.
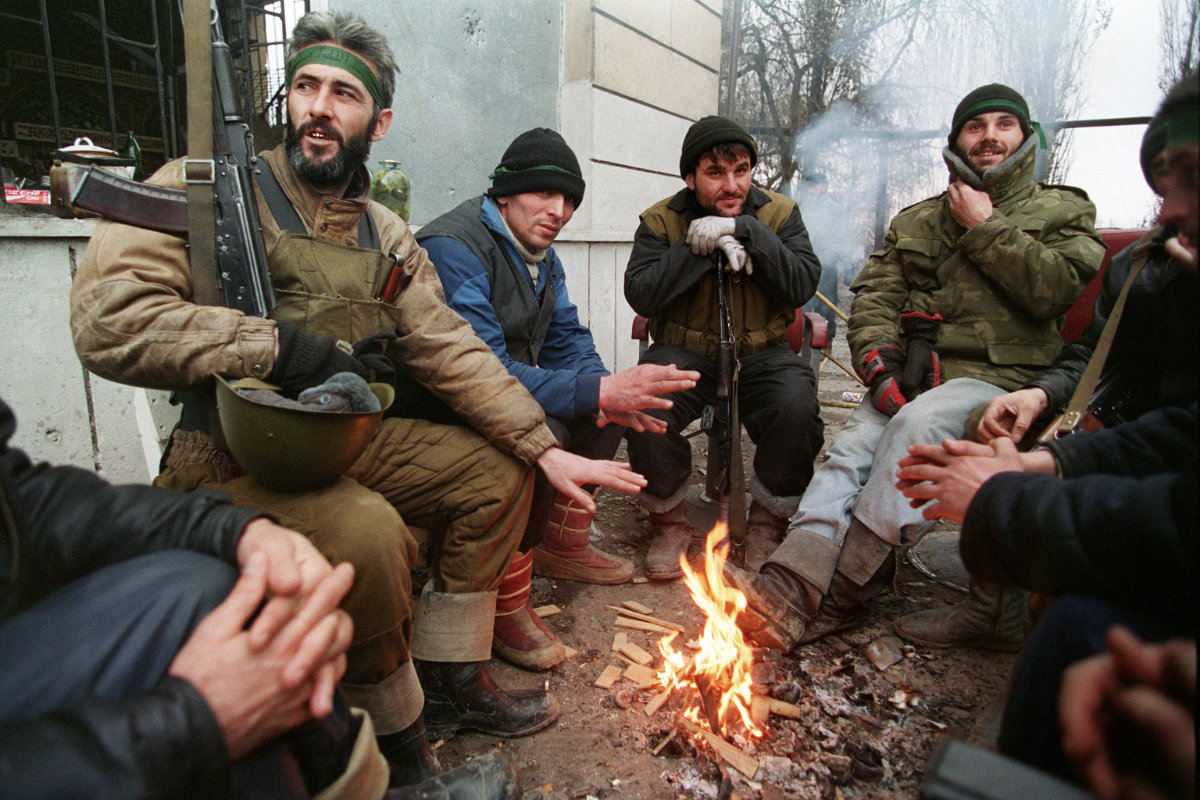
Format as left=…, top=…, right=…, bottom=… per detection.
left=692, top=142, right=753, bottom=173
left=288, top=12, right=396, bottom=110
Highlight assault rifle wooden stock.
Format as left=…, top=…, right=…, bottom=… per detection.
left=68, top=0, right=274, bottom=318
left=700, top=253, right=747, bottom=547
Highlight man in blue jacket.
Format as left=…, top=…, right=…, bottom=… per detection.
left=419, top=129, right=698, bottom=671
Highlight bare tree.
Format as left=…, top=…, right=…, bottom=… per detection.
left=1159, top=0, right=1200, bottom=89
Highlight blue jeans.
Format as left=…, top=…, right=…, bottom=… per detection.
left=790, top=378, right=1004, bottom=545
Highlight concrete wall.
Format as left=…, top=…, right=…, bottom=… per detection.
left=0, top=0, right=724, bottom=479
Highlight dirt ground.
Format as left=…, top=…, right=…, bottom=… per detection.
left=435, top=325, right=1018, bottom=800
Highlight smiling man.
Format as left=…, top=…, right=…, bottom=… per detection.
left=69, top=12, right=648, bottom=799
left=623, top=116, right=824, bottom=578
left=418, top=129, right=699, bottom=670
left=721, top=84, right=1107, bottom=655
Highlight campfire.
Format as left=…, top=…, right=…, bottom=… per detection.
left=658, top=521, right=764, bottom=739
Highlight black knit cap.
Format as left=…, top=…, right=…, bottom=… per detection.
left=949, top=83, right=1032, bottom=146
left=679, top=115, right=758, bottom=178
left=488, top=128, right=585, bottom=207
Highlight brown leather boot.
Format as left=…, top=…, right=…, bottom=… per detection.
left=645, top=504, right=697, bottom=580
left=722, top=561, right=822, bottom=651
left=798, top=518, right=896, bottom=644
left=533, top=491, right=633, bottom=584
left=744, top=501, right=788, bottom=573
left=492, top=550, right=566, bottom=670
left=892, top=579, right=1029, bottom=652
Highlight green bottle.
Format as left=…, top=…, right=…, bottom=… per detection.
left=371, top=159, right=411, bottom=221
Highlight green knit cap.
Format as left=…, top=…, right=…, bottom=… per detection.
left=679, top=116, right=758, bottom=178
left=949, top=83, right=1032, bottom=146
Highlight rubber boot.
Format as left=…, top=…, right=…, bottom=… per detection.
left=375, top=716, right=442, bottom=788
left=797, top=518, right=896, bottom=644
left=743, top=501, right=788, bottom=573
left=645, top=503, right=696, bottom=580
left=415, top=659, right=560, bottom=740
left=892, top=579, right=1030, bottom=652
left=721, top=561, right=822, bottom=651
left=383, top=751, right=519, bottom=800
left=533, top=491, right=633, bottom=584
left=492, top=550, right=566, bottom=671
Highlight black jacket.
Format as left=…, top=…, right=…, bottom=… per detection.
left=962, top=403, right=1198, bottom=632
left=0, top=397, right=261, bottom=799
left=1026, top=228, right=1200, bottom=426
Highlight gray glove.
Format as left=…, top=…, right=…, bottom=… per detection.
left=716, top=234, right=753, bottom=275
left=686, top=215, right=737, bottom=255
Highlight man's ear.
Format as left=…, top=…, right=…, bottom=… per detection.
left=370, top=108, right=393, bottom=142
left=684, top=172, right=696, bottom=192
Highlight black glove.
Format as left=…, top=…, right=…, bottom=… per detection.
left=899, top=312, right=942, bottom=398
left=860, top=345, right=907, bottom=416
left=271, top=320, right=369, bottom=395
left=351, top=332, right=399, bottom=387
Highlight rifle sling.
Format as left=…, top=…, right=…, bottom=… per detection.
left=1043, top=251, right=1149, bottom=439
left=183, top=0, right=219, bottom=306
left=254, top=159, right=380, bottom=250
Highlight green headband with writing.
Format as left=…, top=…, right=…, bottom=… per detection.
left=488, top=164, right=578, bottom=180
left=287, top=44, right=386, bottom=109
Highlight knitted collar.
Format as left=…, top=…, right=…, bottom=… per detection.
left=942, top=134, right=1037, bottom=206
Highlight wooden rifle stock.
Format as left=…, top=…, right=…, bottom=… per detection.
left=702, top=254, right=746, bottom=545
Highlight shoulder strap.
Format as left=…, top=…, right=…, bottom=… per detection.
left=1042, top=253, right=1150, bottom=440
left=254, top=159, right=380, bottom=250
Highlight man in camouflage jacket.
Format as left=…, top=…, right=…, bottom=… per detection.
left=725, top=84, right=1105, bottom=653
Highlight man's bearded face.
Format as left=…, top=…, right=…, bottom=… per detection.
left=286, top=112, right=376, bottom=190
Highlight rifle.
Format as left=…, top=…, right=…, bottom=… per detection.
left=67, top=0, right=274, bottom=318
left=700, top=252, right=747, bottom=548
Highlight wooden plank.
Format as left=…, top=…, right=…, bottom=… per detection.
left=679, top=718, right=759, bottom=778
left=623, top=663, right=658, bottom=688
left=612, top=631, right=628, bottom=653
left=533, top=604, right=562, bottom=617
left=615, top=616, right=675, bottom=636
left=644, top=688, right=672, bottom=716
left=594, top=665, right=623, bottom=689
left=605, top=605, right=685, bottom=633
left=622, top=600, right=654, bottom=615
left=618, top=641, right=654, bottom=666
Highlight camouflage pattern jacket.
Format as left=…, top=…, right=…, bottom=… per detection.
left=848, top=136, right=1106, bottom=391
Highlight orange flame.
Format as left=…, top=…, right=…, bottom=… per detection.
left=658, top=521, right=763, bottom=736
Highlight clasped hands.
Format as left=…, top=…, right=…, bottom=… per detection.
left=686, top=216, right=752, bottom=274
left=168, top=519, right=354, bottom=759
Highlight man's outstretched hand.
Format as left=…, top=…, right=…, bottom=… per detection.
left=599, top=363, right=699, bottom=413
left=535, top=447, right=646, bottom=512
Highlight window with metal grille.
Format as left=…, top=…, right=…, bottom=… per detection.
left=0, top=0, right=308, bottom=199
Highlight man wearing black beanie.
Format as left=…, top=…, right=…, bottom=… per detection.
left=624, top=115, right=824, bottom=579
left=419, top=129, right=699, bottom=671
left=722, top=84, right=1106, bottom=655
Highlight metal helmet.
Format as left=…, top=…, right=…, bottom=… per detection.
left=215, top=376, right=394, bottom=492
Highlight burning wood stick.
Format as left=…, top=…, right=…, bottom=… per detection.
left=750, top=695, right=803, bottom=725
left=644, top=688, right=672, bottom=717
left=605, top=605, right=686, bottom=633
left=678, top=718, right=759, bottom=778
left=693, top=672, right=725, bottom=738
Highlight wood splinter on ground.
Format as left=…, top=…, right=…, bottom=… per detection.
left=618, top=640, right=655, bottom=666
left=644, top=688, right=672, bottom=717
left=605, top=605, right=685, bottom=633
left=594, top=665, right=623, bottom=689
left=621, top=600, right=654, bottom=615
left=533, top=604, right=561, bottom=617
left=623, top=662, right=659, bottom=689
left=614, top=616, right=675, bottom=636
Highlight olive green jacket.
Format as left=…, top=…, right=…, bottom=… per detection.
left=71, top=145, right=558, bottom=465
left=848, top=137, right=1105, bottom=391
